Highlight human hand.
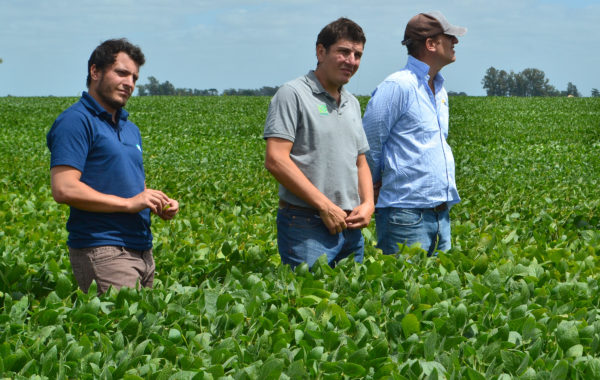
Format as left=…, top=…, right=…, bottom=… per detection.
left=155, top=198, right=179, bottom=220
left=345, top=201, right=375, bottom=229
left=319, top=203, right=348, bottom=234
left=128, top=189, right=170, bottom=214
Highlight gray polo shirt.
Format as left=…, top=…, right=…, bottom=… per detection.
left=264, top=70, right=369, bottom=211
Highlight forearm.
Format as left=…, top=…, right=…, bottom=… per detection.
left=50, top=165, right=171, bottom=215
left=357, top=155, right=375, bottom=211
left=52, top=177, right=132, bottom=213
left=265, top=138, right=348, bottom=234
left=345, top=155, right=375, bottom=229
left=265, top=155, right=333, bottom=211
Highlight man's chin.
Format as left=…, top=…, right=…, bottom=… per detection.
left=338, top=76, right=352, bottom=86
left=113, top=96, right=129, bottom=108
left=106, top=99, right=127, bottom=111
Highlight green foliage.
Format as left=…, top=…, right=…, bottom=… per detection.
left=0, top=96, right=600, bottom=378
left=481, top=67, right=582, bottom=97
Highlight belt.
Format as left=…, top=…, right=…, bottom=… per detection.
left=278, top=200, right=352, bottom=216
left=279, top=200, right=319, bottom=214
left=432, top=203, right=448, bottom=212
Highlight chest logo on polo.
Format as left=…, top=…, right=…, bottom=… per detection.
left=317, top=104, right=329, bottom=115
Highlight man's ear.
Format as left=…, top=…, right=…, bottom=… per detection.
left=89, top=64, right=101, bottom=82
left=425, top=37, right=438, bottom=53
left=316, top=43, right=326, bottom=65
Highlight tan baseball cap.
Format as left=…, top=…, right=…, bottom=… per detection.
left=401, top=11, right=467, bottom=45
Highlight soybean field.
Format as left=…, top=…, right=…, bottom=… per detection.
left=1, top=95, right=600, bottom=379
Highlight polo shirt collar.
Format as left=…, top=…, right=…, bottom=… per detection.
left=305, top=70, right=349, bottom=104
left=406, top=56, right=445, bottom=90
left=80, top=91, right=129, bottom=122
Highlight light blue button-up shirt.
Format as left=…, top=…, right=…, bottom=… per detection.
left=362, top=55, right=460, bottom=209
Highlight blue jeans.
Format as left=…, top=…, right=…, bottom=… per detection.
left=375, top=207, right=451, bottom=256
left=276, top=206, right=364, bottom=269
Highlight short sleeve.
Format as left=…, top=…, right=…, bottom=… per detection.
left=46, top=110, right=92, bottom=171
left=263, top=84, right=300, bottom=142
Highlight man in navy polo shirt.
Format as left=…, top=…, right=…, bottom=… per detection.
left=47, top=38, right=179, bottom=294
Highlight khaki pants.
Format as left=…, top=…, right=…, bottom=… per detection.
left=69, top=246, right=155, bottom=294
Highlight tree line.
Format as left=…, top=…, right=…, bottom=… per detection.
left=137, top=76, right=278, bottom=96
left=481, top=67, right=600, bottom=97
left=137, top=73, right=599, bottom=98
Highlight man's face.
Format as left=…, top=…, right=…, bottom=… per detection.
left=316, top=38, right=364, bottom=91
left=89, top=52, right=139, bottom=114
left=433, top=34, right=459, bottom=66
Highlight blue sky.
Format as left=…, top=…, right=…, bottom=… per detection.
left=1, top=0, right=599, bottom=97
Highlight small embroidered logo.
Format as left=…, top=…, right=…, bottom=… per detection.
left=318, top=104, right=329, bottom=115
left=136, top=144, right=142, bottom=152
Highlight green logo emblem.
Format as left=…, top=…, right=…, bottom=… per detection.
left=318, top=104, right=328, bottom=115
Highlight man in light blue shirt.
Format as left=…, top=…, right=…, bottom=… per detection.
left=362, top=11, right=466, bottom=255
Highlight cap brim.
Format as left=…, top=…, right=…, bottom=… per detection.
left=445, top=25, right=467, bottom=37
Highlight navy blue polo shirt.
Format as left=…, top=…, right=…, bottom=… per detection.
left=46, top=92, right=152, bottom=250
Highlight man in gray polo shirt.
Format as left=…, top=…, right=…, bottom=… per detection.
left=264, top=17, right=374, bottom=269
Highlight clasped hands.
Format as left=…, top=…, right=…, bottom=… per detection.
left=319, top=202, right=374, bottom=235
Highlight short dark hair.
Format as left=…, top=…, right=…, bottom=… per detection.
left=86, top=38, right=145, bottom=87
left=406, top=34, right=445, bottom=58
left=316, top=17, right=366, bottom=51
left=405, top=38, right=426, bottom=57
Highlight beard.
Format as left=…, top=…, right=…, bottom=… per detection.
left=96, top=74, right=130, bottom=111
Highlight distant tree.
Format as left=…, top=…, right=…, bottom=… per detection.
left=159, top=80, right=176, bottom=95
left=137, top=76, right=216, bottom=96
left=193, top=88, right=218, bottom=96
left=483, top=67, right=560, bottom=97
left=223, top=86, right=279, bottom=96
left=565, top=82, right=580, bottom=97
left=0, top=58, right=3, bottom=64
left=136, top=76, right=279, bottom=96
left=482, top=67, right=498, bottom=96
left=496, top=69, right=511, bottom=96
left=137, top=76, right=161, bottom=96
left=519, top=68, right=557, bottom=97
left=448, top=91, right=467, bottom=96
left=508, top=71, right=527, bottom=96
left=482, top=67, right=509, bottom=96
left=592, top=88, right=600, bottom=97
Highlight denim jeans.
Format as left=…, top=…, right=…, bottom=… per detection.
left=375, top=207, right=451, bottom=256
left=276, top=206, right=364, bottom=269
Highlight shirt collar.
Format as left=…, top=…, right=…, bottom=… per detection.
left=80, top=91, right=129, bottom=121
left=305, top=70, right=348, bottom=104
left=406, top=56, right=445, bottom=90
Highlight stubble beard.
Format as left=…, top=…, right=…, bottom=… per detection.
left=96, top=75, right=129, bottom=111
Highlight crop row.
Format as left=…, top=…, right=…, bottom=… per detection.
left=0, top=96, right=599, bottom=378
